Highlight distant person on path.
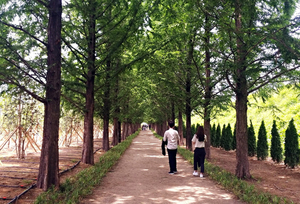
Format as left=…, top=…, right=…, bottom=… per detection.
left=163, top=120, right=180, bottom=175
left=192, top=126, right=207, bottom=178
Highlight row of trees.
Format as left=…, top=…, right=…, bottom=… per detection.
left=1, top=0, right=300, bottom=190
left=211, top=119, right=300, bottom=168
left=0, top=0, right=153, bottom=190
left=138, top=0, right=300, bottom=180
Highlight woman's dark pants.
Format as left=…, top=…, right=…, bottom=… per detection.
left=194, top=148, right=206, bottom=173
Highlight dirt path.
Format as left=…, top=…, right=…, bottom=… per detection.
left=80, top=130, right=244, bottom=204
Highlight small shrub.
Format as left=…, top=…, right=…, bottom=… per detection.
left=257, top=120, right=268, bottom=160
left=284, top=118, right=299, bottom=168
left=211, top=124, right=216, bottom=147
left=220, top=124, right=226, bottom=149
left=215, top=124, right=221, bottom=148
left=248, top=120, right=256, bottom=157
left=223, top=124, right=232, bottom=151
left=270, top=120, right=283, bottom=163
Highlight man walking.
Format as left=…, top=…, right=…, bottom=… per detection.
left=163, top=120, right=180, bottom=175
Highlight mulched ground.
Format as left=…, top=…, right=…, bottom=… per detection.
left=0, top=139, right=103, bottom=204
left=209, top=147, right=300, bottom=203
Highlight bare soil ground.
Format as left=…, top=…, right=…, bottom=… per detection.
left=0, top=131, right=299, bottom=204
left=208, top=147, right=300, bottom=203
left=0, top=138, right=104, bottom=204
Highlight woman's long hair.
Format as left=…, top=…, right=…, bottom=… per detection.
left=196, top=126, right=204, bottom=142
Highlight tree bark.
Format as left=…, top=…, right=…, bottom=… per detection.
left=102, top=58, right=111, bottom=151
left=171, top=102, right=175, bottom=122
left=112, top=117, right=121, bottom=146
left=178, top=110, right=184, bottom=145
left=37, top=0, right=62, bottom=191
left=204, top=14, right=212, bottom=159
left=185, top=39, right=193, bottom=151
left=234, top=0, right=251, bottom=179
left=81, top=2, right=96, bottom=165
left=121, top=122, right=126, bottom=141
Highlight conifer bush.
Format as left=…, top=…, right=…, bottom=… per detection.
left=232, top=123, right=236, bottom=150
left=211, top=124, right=216, bottom=147
left=223, top=124, right=232, bottom=151
left=270, top=120, right=283, bottom=163
left=220, top=124, right=227, bottom=149
left=248, top=120, right=256, bottom=157
left=284, top=119, right=299, bottom=168
left=257, top=120, right=268, bottom=160
left=215, top=124, right=221, bottom=148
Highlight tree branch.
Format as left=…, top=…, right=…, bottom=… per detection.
left=34, top=0, right=49, bottom=8
left=0, top=21, right=47, bottom=47
left=0, top=75, right=46, bottom=103
left=248, top=65, right=300, bottom=94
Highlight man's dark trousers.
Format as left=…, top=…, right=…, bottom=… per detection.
left=167, top=148, right=177, bottom=172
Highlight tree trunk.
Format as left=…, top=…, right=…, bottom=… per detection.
left=204, top=14, right=212, bottom=159
left=17, top=97, right=25, bottom=159
left=103, top=118, right=110, bottom=151
left=185, top=110, right=192, bottom=150
left=121, top=122, right=126, bottom=141
left=118, top=121, right=121, bottom=143
left=178, top=111, right=184, bottom=145
left=37, top=0, right=62, bottom=191
left=81, top=2, right=96, bottom=165
left=102, top=59, right=111, bottom=151
left=185, top=39, right=193, bottom=151
left=235, top=79, right=250, bottom=178
left=171, top=102, right=175, bottom=122
left=112, top=118, right=120, bottom=146
left=234, top=0, right=251, bottom=179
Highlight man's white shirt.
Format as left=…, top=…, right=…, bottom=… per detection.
left=163, top=128, right=180, bottom=150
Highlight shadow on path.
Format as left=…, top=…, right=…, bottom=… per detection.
left=80, top=130, right=244, bottom=204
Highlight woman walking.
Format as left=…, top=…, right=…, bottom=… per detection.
left=192, top=126, right=206, bottom=177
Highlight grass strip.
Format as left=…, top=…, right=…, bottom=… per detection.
left=153, top=132, right=293, bottom=204
left=35, top=131, right=140, bottom=204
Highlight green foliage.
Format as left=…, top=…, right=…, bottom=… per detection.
left=191, top=123, right=196, bottom=136
left=232, top=123, right=236, bottom=150
left=223, top=124, right=232, bottom=151
left=257, top=120, right=268, bottom=160
left=248, top=120, right=256, bottom=157
left=284, top=119, right=299, bottom=168
left=271, top=120, right=283, bottom=163
left=220, top=124, right=226, bottom=149
left=213, top=85, right=300, bottom=153
left=35, top=130, right=140, bottom=204
left=211, top=124, right=216, bottom=147
left=215, top=124, right=221, bottom=148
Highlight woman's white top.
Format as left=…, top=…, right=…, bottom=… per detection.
left=192, top=134, right=207, bottom=148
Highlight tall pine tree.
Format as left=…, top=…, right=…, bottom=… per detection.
left=224, top=124, right=232, bottom=151
left=220, top=124, right=226, bottom=149
left=211, top=124, right=216, bottom=147
left=284, top=119, right=299, bottom=168
left=215, top=124, right=221, bottom=148
left=257, top=120, right=268, bottom=160
left=248, top=120, right=256, bottom=157
left=271, top=120, right=283, bottom=163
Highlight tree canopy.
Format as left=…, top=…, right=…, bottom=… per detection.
left=0, top=0, right=300, bottom=189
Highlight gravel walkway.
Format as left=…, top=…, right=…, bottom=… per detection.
left=80, top=130, right=244, bottom=204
